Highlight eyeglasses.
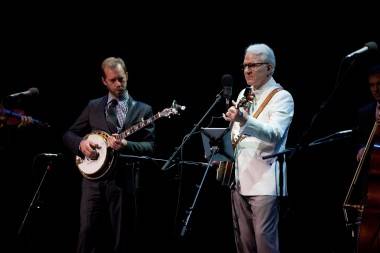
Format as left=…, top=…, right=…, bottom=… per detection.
left=241, top=62, right=268, bottom=71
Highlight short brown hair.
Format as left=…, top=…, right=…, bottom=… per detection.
left=101, top=57, right=127, bottom=77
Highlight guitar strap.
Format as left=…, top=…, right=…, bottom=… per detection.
left=252, top=87, right=282, bottom=118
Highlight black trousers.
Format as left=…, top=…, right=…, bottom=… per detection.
left=77, top=175, right=137, bottom=253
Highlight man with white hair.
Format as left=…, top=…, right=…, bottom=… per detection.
left=223, top=43, right=294, bottom=253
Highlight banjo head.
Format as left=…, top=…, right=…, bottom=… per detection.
left=76, top=131, right=115, bottom=179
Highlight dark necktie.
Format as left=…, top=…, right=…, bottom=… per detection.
left=107, top=99, right=119, bottom=133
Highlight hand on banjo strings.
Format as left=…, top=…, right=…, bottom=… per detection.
left=80, top=139, right=100, bottom=160
left=107, top=134, right=127, bottom=151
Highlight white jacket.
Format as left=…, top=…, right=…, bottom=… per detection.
left=232, top=78, right=294, bottom=196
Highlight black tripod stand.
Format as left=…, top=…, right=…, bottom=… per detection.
left=158, top=85, right=231, bottom=239
left=17, top=153, right=62, bottom=237
left=180, top=127, right=232, bottom=237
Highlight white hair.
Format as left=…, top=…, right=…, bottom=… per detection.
left=246, top=43, right=276, bottom=74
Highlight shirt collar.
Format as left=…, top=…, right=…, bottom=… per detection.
left=252, top=77, right=278, bottom=99
left=107, top=91, right=129, bottom=104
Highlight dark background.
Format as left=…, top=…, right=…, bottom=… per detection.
left=1, top=5, right=380, bottom=253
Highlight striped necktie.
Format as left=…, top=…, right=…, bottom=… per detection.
left=106, top=99, right=119, bottom=133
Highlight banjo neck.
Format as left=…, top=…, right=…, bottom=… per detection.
left=116, top=111, right=164, bottom=140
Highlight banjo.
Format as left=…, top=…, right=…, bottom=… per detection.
left=76, top=101, right=184, bottom=180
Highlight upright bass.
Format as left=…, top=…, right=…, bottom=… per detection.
left=343, top=121, right=380, bottom=253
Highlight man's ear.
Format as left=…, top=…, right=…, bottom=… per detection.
left=267, top=65, right=272, bottom=77
left=101, top=77, right=107, bottom=86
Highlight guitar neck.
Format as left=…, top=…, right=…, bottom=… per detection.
left=118, top=112, right=162, bottom=139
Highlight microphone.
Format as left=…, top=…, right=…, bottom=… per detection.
left=221, top=74, right=233, bottom=106
left=39, top=153, right=64, bottom=159
left=8, top=87, right=39, bottom=99
left=345, top=41, right=378, bottom=58
left=336, top=129, right=352, bottom=135
left=309, top=129, right=353, bottom=146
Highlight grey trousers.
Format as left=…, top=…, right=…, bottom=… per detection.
left=231, top=189, right=279, bottom=253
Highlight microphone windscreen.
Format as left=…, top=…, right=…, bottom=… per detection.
left=28, top=87, right=39, bottom=96
left=222, top=74, right=233, bottom=99
left=365, top=41, right=378, bottom=51
left=221, top=74, right=233, bottom=88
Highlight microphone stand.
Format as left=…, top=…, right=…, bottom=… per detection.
left=159, top=90, right=226, bottom=238
left=180, top=147, right=218, bottom=237
left=296, top=54, right=357, bottom=152
left=119, top=154, right=210, bottom=238
left=179, top=123, right=233, bottom=237
left=161, top=91, right=223, bottom=171
left=17, top=154, right=56, bottom=237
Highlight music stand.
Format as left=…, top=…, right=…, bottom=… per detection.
left=201, top=127, right=234, bottom=184
left=180, top=127, right=233, bottom=237
left=201, top=127, right=233, bottom=161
